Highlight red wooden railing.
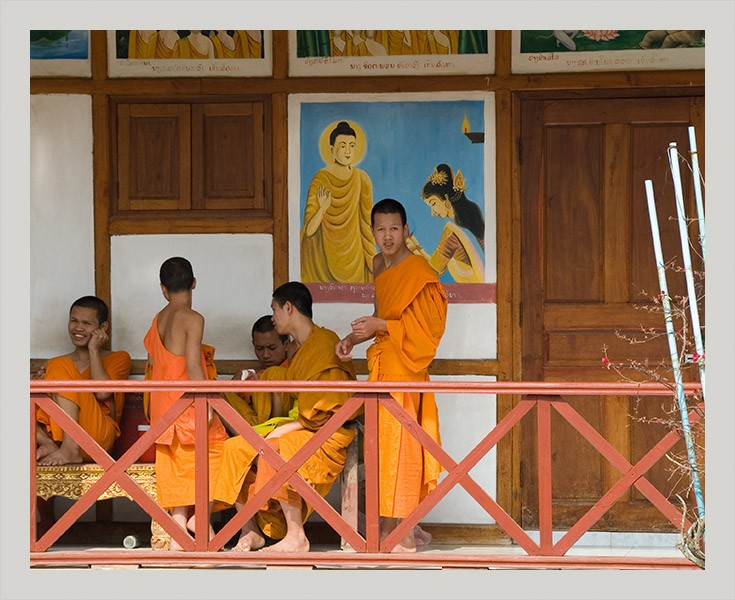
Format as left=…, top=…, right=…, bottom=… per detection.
left=30, top=379, right=702, bottom=569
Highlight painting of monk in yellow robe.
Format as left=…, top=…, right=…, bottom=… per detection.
left=300, top=120, right=377, bottom=283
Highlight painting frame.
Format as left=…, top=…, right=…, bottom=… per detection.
left=512, top=30, right=704, bottom=74
left=289, top=30, right=494, bottom=77
left=106, top=30, right=273, bottom=78
left=30, top=30, right=91, bottom=77
left=288, top=91, right=497, bottom=305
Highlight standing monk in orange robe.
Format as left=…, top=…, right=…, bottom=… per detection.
left=36, top=295, right=131, bottom=466
left=144, top=257, right=228, bottom=551
left=213, top=282, right=358, bottom=552
left=336, top=198, right=447, bottom=552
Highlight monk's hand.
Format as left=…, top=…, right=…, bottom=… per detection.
left=335, top=337, right=354, bottom=361
left=351, top=316, right=378, bottom=338
left=88, top=328, right=109, bottom=352
left=32, top=365, right=46, bottom=380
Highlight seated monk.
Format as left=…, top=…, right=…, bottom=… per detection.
left=213, top=282, right=358, bottom=552
left=36, top=295, right=131, bottom=466
left=221, top=314, right=296, bottom=431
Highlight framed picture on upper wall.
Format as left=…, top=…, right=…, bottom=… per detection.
left=512, top=30, right=704, bottom=73
left=107, top=30, right=272, bottom=77
left=289, top=30, right=494, bottom=77
left=288, top=92, right=496, bottom=305
left=31, top=30, right=91, bottom=77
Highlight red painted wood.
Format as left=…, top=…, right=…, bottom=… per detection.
left=30, top=379, right=704, bottom=567
left=194, top=393, right=210, bottom=551
left=552, top=405, right=703, bottom=555
left=364, top=395, right=380, bottom=553
left=29, top=550, right=700, bottom=570
left=536, top=398, right=554, bottom=553
left=30, top=379, right=702, bottom=396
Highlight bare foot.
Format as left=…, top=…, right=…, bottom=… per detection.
left=414, top=524, right=432, bottom=546
left=231, top=522, right=265, bottom=552
left=186, top=514, right=215, bottom=541
left=37, top=446, right=83, bottom=466
left=36, top=440, right=58, bottom=461
left=391, top=530, right=417, bottom=553
left=169, top=538, right=185, bottom=551
left=263, top=533, right=309, bottom=553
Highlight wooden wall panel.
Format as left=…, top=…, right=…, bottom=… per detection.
left=544, top=125, right=603, bottom=302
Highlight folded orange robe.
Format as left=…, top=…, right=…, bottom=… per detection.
left=37, top=351, right=131, bottom=458
left=143, top=314, right=228, bottom=509
left=367, top=253, right=448, bottom=518
left=213, top=325, right=357, bottom=539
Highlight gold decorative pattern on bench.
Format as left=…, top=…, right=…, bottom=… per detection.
left=35, top=463, right=170, bottom=550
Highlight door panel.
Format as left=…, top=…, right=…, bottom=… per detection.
left=520, top=95, right=704, bottom=531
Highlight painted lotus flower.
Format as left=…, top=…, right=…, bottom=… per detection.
left=581, top=30, right=620, bottom=42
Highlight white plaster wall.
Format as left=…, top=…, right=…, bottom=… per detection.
left=427, top=376, right=497, bottom=523
left=314, top=302, right=497, bottom=359
left=111, top=234, right=273, bottom=360
left=30, top=94, right=94, bottom=357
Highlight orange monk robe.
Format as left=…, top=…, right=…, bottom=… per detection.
left=143, top=316, right=228, bottom=509
left=213, top=326, right=358, bottom=540
left=127, top=30, right=158, bottom=59
left=367, top=254, right=447, bottom=518
left=221, top=361, right=292, bottom=428
left=37, top=351, right=131, bottom=458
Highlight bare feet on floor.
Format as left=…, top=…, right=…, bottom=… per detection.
left=36, top=440, right=58, bottom=462
left=380, top=518, right=418, bottom=553
left=230, top=522, right=266, bottom=552
left=263, top=533, right=309, bottom=553
left=186, top=514, right=215, bottom=541
left=37, top=446, right=83, bottom=466
left=414, top=524, right=432, bottom=546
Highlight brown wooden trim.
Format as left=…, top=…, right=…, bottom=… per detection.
left=32, top=70, right=704, bottom=97
left=271, top=30, right=289, bottom=80
left=92, top=93, right=112, bottom=333
left=272, top=92, right=289, bottom=287
left=32, top=358, right=499, bottom=378
left=90, top=30, right=107, bottom=82
left=108, top=216, right=273, bottom=235
left=494, top=86, right=514, bottom=518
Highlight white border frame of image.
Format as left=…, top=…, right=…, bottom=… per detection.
left=511, top=30, right=704, bottom=74
left=106, top=30, right=273, bottom=78
left=288, top=30, right=495, bottom=77
left=30, top=31, right=91, bottom=78
left=287, top=91, right=497, bottom=285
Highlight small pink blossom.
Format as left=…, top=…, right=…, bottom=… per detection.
left=581, top=30, right=620, bottom=42
left=601, top=357, right=610, bottom=368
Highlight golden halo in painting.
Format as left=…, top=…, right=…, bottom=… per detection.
left=319, top=120, right=367, bottom=166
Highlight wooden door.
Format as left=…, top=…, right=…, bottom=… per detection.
left=519, top=95, right=704, bottom=531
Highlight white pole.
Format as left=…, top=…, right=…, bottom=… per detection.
left=644, top=180, right=704, bottom=520
left=687, top=126, right=706, bottom=263
left=668, top=143, right=706, bottom=401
